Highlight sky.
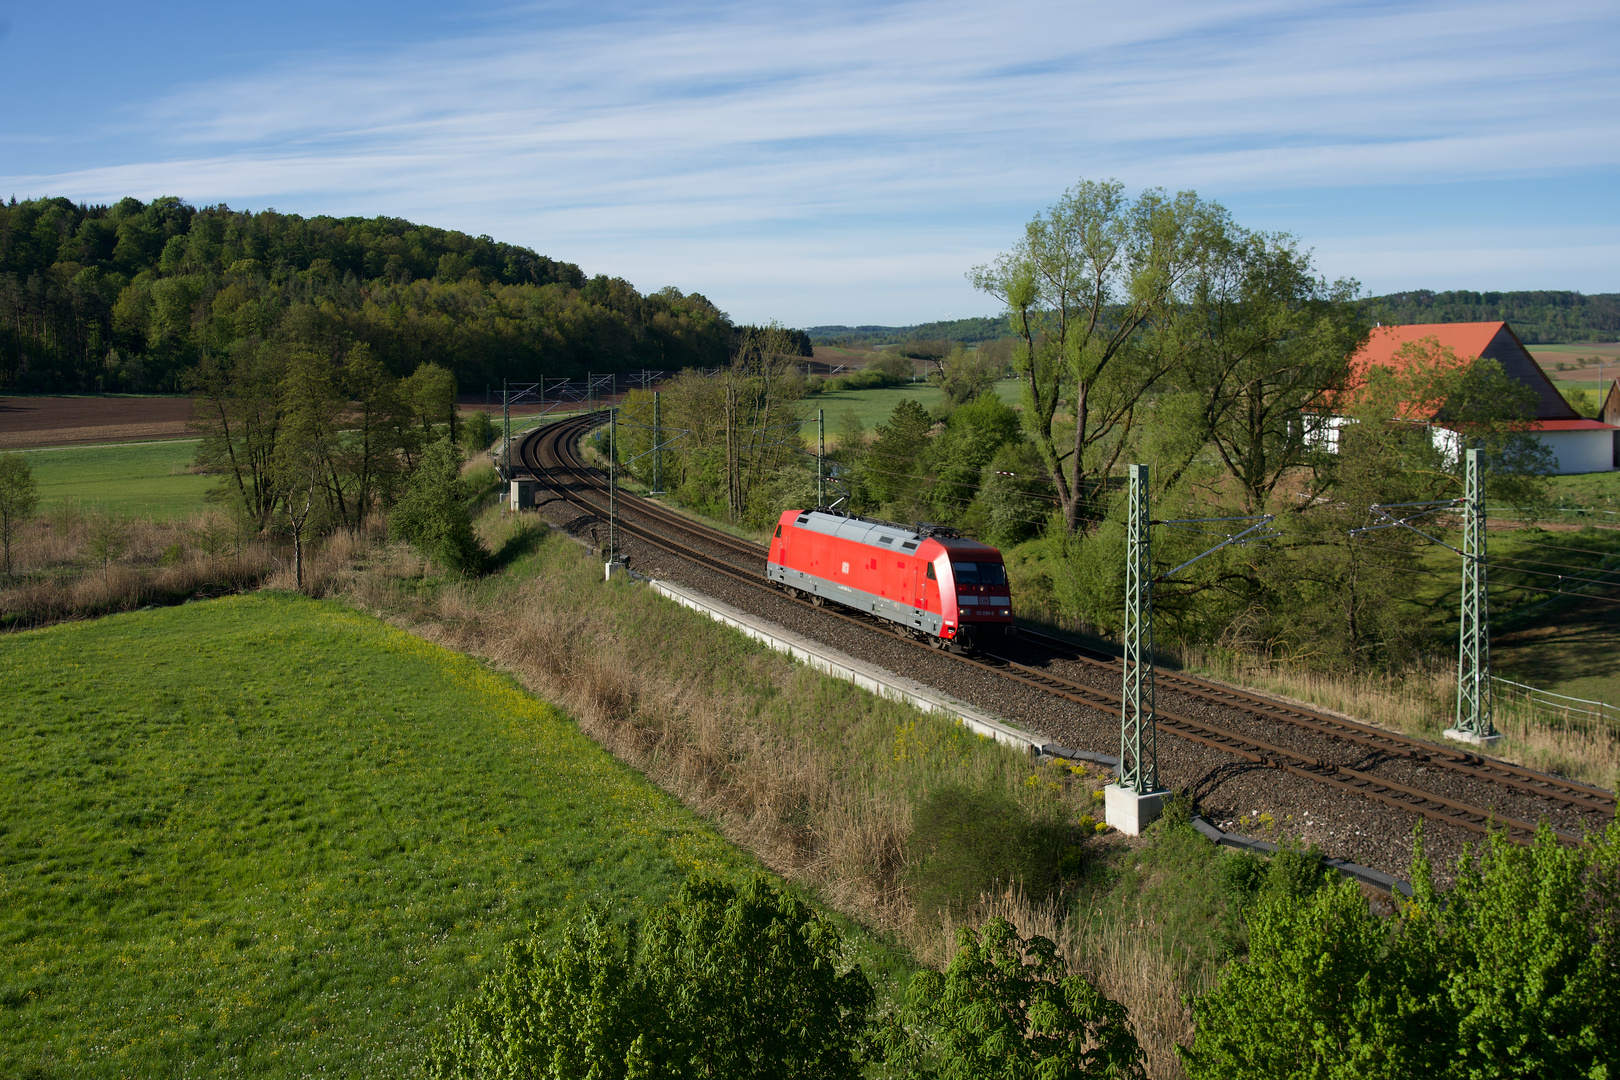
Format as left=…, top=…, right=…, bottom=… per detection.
left=1, top=0, right=1616, bottom=327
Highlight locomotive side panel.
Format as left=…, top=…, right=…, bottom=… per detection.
left=768, top=510, right=1019, bottom=643
left=768, top=511, right=949, bottom=636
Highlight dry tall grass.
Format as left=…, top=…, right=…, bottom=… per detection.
left=1, top=508, right=281, bottom=629
left=1178, top=646, right=1620, bottom=789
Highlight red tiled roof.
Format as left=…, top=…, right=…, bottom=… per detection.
left=1350, top=322, right=1505, bottom=380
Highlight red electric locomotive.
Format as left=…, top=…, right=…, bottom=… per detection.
left=766, top=509, right=1012, bottom=651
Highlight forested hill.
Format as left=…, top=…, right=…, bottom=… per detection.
left=814, top=291, right=1620, bottom=350
left=0, top=195, right=731, bottom=394
left=808, top=317, right=1011, bottom=347
left=1364, top=290, right=1620, bottom=343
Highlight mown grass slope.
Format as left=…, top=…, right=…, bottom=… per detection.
left=0, top=592, right=743, bottom=1078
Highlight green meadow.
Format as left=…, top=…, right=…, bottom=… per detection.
left=0, top=593, right=745, bottom=1078
left=16, top=439, right=214, bottom=519
left=799, top=377, right=1022, bottom=446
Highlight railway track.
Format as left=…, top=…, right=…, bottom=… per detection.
left=516, top=413, right=1614, bottom=848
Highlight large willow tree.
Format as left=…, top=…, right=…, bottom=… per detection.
left=971, top=178, right=1226, bottom=533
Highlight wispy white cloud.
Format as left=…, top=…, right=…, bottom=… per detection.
left=3, top=0, right=1617, bottom=321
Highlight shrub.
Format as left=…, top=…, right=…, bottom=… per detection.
left=390, top=438, right=486, bottom=573
left=460, top=409, right=496, bottom=453
left=1181, top=823, right=1620, bottom=1079
left=883, top=915, right=1146, bottom=1079
left=426, top=874, right=876, bottom=1079
left=905, top=783, right=1069, bottom=917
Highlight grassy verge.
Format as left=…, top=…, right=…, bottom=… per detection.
left=14, top=440, right=213, bottom=519
left=0, top=592, right=762, bottom=1077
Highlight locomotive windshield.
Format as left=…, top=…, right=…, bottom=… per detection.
left=951, top=562, right=1006, bottom=585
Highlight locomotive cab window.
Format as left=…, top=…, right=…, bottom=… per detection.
left=925, top=564, right=936, bottom=580
left=774, top=524, right=782, bottom=537
left=951, top=562, right=1006, bottom=586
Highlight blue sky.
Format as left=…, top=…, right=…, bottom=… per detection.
left=1, top=0, right=1616, bottom=326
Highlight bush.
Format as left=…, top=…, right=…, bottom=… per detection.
left=426, top=874, right=876, bottom=1079
left=883, top=916, right=1146, bottom=1079
left=390, top=438, right=486, bottom=573
left=1180, top=823, right=1620, bottom=1079
left=866, top=351, right=915, bottom=383
left=459, top=409, right=496, bottom=453
left=905, top=783, right=1069, bottom=917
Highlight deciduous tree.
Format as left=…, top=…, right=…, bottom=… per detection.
left=389, top=437, right=485, bottom=574
left=971, top=178, right=1225, bottom=532
left=885, top=915, right=1145, bottom=1079
left=1180, top=823, right=1620, bottom=1080
left=1161, top=228, right=1368, bottom=513
left=0, top=452, right=39, bottom=575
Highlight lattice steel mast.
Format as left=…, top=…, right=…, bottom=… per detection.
left=1453, top=447, right=1495, bottom=741
left=1119, top=463, right=1157, bottom=794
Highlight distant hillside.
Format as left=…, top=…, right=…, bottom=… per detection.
left=1363, top=291, right=1620, bottom=344
left=808, top=316, right=1011, bottom=347
left=813, top=292, right=1620, bottom=350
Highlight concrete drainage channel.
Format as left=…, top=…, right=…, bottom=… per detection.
left=638, top=575, right=1413, bottom=897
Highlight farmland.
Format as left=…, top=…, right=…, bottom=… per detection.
left=0, top=395, right=195, bottom=450
left=17, top=439, right=214, bottom=519
left=0, top=593, right=752, bottom=1078
left=796, top=377, right=1021, bottom=446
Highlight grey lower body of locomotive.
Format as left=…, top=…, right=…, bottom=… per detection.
left=766, top=563, right=1007, bottom=649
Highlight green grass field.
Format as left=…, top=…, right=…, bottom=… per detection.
left=15, top=439, right=214, bottom=519
left=0, top=593, right=746, bottom=1078
left=799, top=377, right=1022, bottom=446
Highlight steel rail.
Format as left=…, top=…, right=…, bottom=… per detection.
left=517, top=416, right=1605, bottom=845
left=1010, top=627, right=1615, bottom=816
left=528, top=412, right=768, bottom=568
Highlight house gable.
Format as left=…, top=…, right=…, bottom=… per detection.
left=1475, top=323, right=1579, bottom=421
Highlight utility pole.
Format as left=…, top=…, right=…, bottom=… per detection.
left=651, top=390, right=663, bottom=495
left=1103, top=465, right=1279, bottom=833
left=607, top=407, right=618, bottom=564
left=1447, top=447, right=1499, bottom=745
left=1106, top=463, right=1167, bottom=834
left=502, top=379, right=511, bottom=481
left=817, top=408, right=825, bottom=508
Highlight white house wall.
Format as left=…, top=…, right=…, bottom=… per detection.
left=1535, top=430, right=1616, bottom=474
left=1315, top=416, right=1615, bottom=474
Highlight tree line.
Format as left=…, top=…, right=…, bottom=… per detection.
left=1369, top=290, right=1620, bottom=344
left=811, top=289, right=1620, bottom=356
left=0, top=195, right=731, bottom=394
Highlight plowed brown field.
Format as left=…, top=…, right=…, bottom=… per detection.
left=0, top=396, right=195, bottom=449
